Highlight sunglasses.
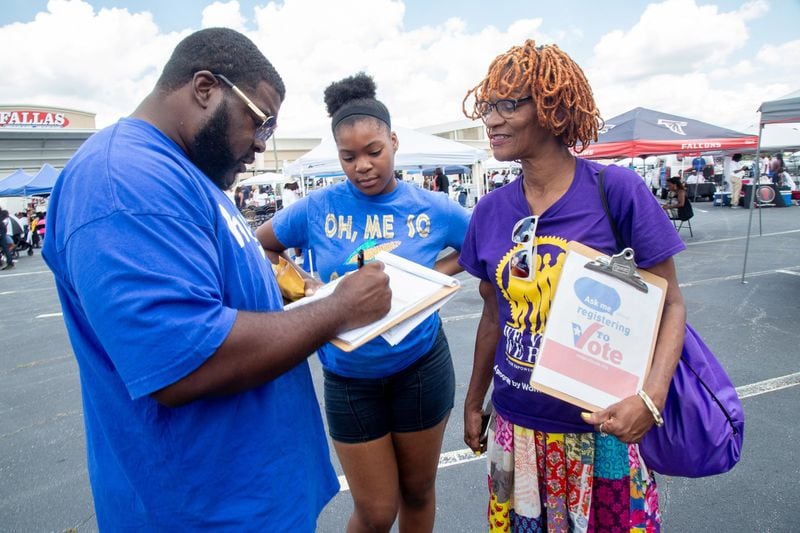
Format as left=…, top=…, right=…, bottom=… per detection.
left=509, top=215, right=539, bottom=281
left=213, top=73, right=277, bottom=142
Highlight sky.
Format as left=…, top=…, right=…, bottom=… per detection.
left=1, top=0, right=798, bottom=139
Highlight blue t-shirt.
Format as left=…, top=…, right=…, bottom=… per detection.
left=692, top=156, right=706, bottom=172
left=42, top=118, right=338, bottom=530
left=271, top=180, right=470, bottom=378
left=458, top=159, right=685, bottom=433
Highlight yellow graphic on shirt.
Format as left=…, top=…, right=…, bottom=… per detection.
left=495, top=236, right=568, bottom=368
left=345, top=240, right=401, bottom=265
left=324, top=213, right=432, bottom=242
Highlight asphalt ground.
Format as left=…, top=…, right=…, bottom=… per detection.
left=1, top=201, right=799, bottom=532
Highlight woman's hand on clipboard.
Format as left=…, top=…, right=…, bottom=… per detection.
left=581, top=396, right=656, bottom=444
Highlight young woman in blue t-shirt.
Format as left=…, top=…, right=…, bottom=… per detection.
left=257, top=72, right=470, bottom=532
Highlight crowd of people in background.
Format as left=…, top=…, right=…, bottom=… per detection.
left=0, top=207, right=45, bottom=270
left=489, top=169, right=515, bottom=190
left=638, top=151, right=797, bottom=209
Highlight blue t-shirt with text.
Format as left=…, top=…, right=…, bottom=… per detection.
left=272, top=180, right=470, bottom=378
left=42, top=118, right=338, bottom=530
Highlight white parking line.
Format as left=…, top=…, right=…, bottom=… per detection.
left=0, top=287, right=54, bottom=296
left=685, top=228, right=800, bottom=246
left=336, top=371, right=800, bottom=493
left=736, top=371, right=800, bottom=399
left=0, top=269, right=52, bottom=277
left=36, top=312, right=63, bottom=318
left=677, top=265, right=800, bottom=288
left=337, top=448, right=484, bottom=492
left=442, top=312, right=481, bottom=323
left=445, top=267, right=800, bottom=317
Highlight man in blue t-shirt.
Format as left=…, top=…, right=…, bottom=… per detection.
left=42, top=29, right=391, bottom=531
left=692, top=155, right=706, bottom=174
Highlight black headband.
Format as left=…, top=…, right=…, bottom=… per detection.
left=331, top=102, right=391, bottom=131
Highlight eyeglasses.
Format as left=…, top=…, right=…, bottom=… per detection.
left=213, top=73, right=276, bottom=142
left=477, top=96, right=533, bottom=121
left=509, top=215, right=539, bottom=281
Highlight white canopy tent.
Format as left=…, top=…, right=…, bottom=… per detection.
left=758, top=123, right=800, bottom=151
left=741, top=89, right=800, bottom=281
left=284, top=126, right=486, bottom=177
left=483, top=157, right=522, bottom=171
left=759, top=89, right=800, bottom=124
left=238, top=172, right=289, bottom=187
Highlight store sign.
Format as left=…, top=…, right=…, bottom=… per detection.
left=0, top=110, right=70, bottom=128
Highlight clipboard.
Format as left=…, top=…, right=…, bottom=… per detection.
left=285, top=251, right=460, bottom=352
left=529, top=241, right=668, bottom=411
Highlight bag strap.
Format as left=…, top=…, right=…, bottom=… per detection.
left=597, top=167, right=625, bottom=252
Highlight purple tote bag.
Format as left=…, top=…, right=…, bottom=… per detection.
left=639, top=324, right=744, bottom=477
left=598, top=170, right=744, bottom=477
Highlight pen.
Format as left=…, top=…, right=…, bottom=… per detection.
left=357, top=249, right=365, bottom=269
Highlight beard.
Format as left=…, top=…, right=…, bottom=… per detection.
left=190, top=100, right=240, bottom=190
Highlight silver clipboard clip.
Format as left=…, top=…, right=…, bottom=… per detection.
left=584, top=247, right=649, bottom=293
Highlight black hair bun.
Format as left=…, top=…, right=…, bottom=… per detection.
left=324, top=72, right=376, bottom=117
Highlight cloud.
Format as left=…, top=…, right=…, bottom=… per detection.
left=201, top=1, right=247, bottom=31
left=0, top=0, right=557, bottom=136
left=0, top=0, right=796, bottom=139
left=227, top=0, right=552, bottom=135
left=0, top=0, right=184, bottom=123
left=590, top=0, right=768, bottom=82
left=756, top=39, right=800, bottom=68
left=586, top=0, right=800, bottom=132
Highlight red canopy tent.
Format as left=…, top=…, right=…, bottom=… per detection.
left=576, top=107, right=758, bottom=158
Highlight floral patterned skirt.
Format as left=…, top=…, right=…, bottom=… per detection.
left=487, top=412, right=660, bottom=533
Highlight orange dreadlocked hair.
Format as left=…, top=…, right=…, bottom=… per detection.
left=463, top=40, right=601, bottom=152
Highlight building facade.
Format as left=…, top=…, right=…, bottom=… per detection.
left=0, top=105, right=97, bottom=174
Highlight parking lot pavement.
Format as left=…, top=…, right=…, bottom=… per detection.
left=1, top=204, right=799, bottom=531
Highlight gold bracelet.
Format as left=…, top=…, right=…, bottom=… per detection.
left=637, top=389, right=664, bottom=427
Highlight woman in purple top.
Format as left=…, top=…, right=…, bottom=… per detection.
left=459, top=40, right=687, bottom=532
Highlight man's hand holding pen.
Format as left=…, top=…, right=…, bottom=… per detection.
left=332, top=260, right=391, bottom=331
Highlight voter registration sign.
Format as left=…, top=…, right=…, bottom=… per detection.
left=530, top=242, right=667, bottom=411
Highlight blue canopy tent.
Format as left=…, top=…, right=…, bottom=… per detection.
left=0, top=164, right=60, bottom=196
left=419, top=165, right=471, bottom=177
left=0, top=169, right=34, bottom=196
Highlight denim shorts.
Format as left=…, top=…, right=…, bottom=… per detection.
left=323, top=326, right=455, bottom=444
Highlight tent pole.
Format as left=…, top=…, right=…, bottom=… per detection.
left=758, top=181, right=763, bottom=237
left=741, top=122, right=765, bottom=283
left=271, top=135, right=279, bottom=173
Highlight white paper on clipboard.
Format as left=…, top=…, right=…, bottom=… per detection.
left=530, top=242, right=667, bottom=411
left=285, top=251, right=460, bottom=351
left=380, top=291, right=458, bottom=345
